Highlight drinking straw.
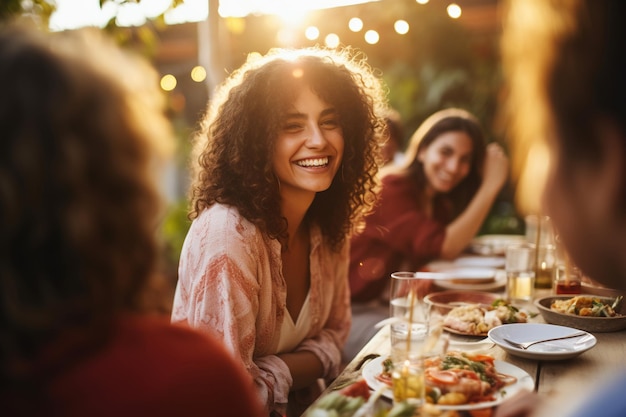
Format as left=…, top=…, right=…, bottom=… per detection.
left=402, top=285, right=415, bottom=402
left=406, top=286, right=416, bottom=353
left=534, top=215, right=542, bottom=279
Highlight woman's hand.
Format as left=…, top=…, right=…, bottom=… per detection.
left=440, top=143, right=510, bottom=259
left=278, top=350, right=325, bottom=391
left=481, top=142, right=510, bottom=194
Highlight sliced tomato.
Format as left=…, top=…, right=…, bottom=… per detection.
left=425, top=369, right=459, bottom=385
left=469, top=408, right=493, bottom=417
left=465, top=353, right=495, bottom=364
left=340, top=378, right=371, bottom=399
left=457, top=369, right=481, bottom=380
left=423, top=356, right=442, bottom=368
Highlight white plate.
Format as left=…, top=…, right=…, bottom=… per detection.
left=470, top=234, right=526, bottom=256
left=454, top=256, right=506, bottom=269
left=362, top=356, right=534, bottom=411
left=425, top=263, right=497, bottom=281
left=435, top=270, right=506, bottom=291
left=488, top=323, right=597, bottom=360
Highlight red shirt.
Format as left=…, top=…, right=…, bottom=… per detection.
left=349, top=174, right=449, bottom=302
left=4, top=315, right=265, bottom=417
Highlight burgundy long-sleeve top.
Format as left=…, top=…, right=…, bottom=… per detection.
left=349, top=173, right=451, bottom=302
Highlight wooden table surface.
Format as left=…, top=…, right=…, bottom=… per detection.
left=303, top=288, right=626, bottom=417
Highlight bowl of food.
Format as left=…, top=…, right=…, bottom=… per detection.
left=424, top=290, right=501, bottom=316
left=534, top=294, right=626, bottom=332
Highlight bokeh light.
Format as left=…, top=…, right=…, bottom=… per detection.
left=364, top=30, right=379, bottom=44
left=160, top=74, right=177, bottom=91
left=325, top=33, right=340, bottom=48
left=394, top=20, right=409, bottom=35
left=447, top=3, right=462, bottom=19
left=348, top=17, right=363, bottom=32
left=225, top=17, right=246, bottom=35
left=190, top=66, right=207, bottom=82
left=305, top=26, right=320, bottom=40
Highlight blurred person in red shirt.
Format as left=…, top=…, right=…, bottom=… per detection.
left=0, top=23, right=264, bottom=417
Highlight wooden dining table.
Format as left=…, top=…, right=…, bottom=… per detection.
left=303, top=287, right=626, bottom=417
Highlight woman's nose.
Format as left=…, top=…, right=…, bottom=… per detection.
left=305, top=125, right=326, bottom=148
left=446, top=157, right=462, bottom=173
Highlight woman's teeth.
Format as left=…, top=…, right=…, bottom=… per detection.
left=296, top=157, right=329, bottom=167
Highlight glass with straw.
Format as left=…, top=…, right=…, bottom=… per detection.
left=388, top=272, right=442, bottom=406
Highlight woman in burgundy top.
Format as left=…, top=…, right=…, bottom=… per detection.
left=344, top=108, right=510, bottom=360
left=0, top=24, right=264, bottom=417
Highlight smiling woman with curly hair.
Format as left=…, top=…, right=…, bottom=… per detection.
left=171, top=46, right=388, bottom=416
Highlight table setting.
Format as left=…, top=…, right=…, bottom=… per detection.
left=305, top=219, right=626, bottom=417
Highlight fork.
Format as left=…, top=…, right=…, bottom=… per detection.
left=503, top=331, right=588, bottom=350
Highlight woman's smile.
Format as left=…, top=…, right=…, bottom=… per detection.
left=295, top=156, right=330, bottom=168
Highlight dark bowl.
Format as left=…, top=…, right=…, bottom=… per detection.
left=534, top=295, right=626, bottom=333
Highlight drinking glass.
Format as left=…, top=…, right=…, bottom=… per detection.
left=555, top=257, right=583, bottom=295
left=388, top=272, right=447, bottom=408
left=534, top=244, right=557, bottom=290
left=389, top=272, right=440, bottom=362
left=525, top=214, right=555, bottom=247
left=391, top=358, right=424, bottom=405
left=505, top=244, right=536, bottom=302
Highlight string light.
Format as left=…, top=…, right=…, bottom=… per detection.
left=160, top=74, right=177, bottom=91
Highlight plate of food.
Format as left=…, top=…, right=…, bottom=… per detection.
left=488, top=323, right=597, bottom=360
left=534, top=294, right=626, bottom=332
left=441, top=299, right=530, bottom=337
left=469, top=234, right=526, bottom=256
left=424, top=290, right=501, bottom=316
left=361, top=353, right=534, bottom=410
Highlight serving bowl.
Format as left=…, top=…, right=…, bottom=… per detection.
left=534, top=294, right=626, bottom=333
left=424, top=290, right=502, bottom=316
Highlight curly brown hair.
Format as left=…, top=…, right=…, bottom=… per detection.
left=189, top=47, right=387, bottom=250
left=0, top=24, right=174, bottom=385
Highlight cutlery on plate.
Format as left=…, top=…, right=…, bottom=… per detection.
left=503, top=331, right=588, bottom=350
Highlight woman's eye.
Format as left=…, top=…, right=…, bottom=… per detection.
left=321, top=118, right=340, bottom=129
left=283, top=122, right=303, bottom=132
left=440, top=148, right=453, bottom=157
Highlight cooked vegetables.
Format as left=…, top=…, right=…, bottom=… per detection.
left=443, top=299, right=530, bottom=335
left=550, top=296, right=623, bottom=317
left=306, top=379, right=417, bottom=417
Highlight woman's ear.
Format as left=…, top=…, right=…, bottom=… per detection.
left=417, top=149, right=425, bottom=164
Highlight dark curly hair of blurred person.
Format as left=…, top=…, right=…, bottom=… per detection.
left=188, top=47, right=387, bottom=250
left=0, top=23, right=174, bottom=388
